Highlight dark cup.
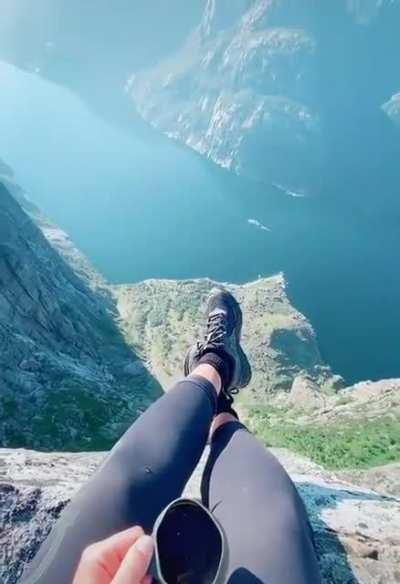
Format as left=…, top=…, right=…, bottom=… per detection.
left=150, top=498, right=227, bottom=584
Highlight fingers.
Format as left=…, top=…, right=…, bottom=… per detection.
left=111, top=535, right=154, bottom=584
left=73, top=526, right=144, bottom=583
left=97, top=526, right=145, bottom=566
left=73, top=527, right=154, bottom=584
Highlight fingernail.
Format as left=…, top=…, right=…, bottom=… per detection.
left=135, top=535, right=154, bottom=556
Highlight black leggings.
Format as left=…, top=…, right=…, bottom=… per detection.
left=22, top=375, right=321, bottom=584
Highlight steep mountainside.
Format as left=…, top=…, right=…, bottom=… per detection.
left=128, top=0, right=400, bottom=194
left=0, top=180, right=161, bottom=450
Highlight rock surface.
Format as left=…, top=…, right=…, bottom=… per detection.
left=290, top=378, right=400, bottom=427
left=1, top=447, right=399, bottom=584
left=0, top=181, right=161, bottom=451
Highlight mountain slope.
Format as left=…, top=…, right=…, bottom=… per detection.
left=128, top=0, right=320, bottom=192
left=0, top=180, right=161, bottom=450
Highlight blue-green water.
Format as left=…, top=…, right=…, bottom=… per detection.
left=0, top=61, right=288, bottom=283
left=0, top=62, right=399, bottom=384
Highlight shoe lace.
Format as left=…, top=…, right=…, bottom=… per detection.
left=196, top=312, right=226, bottom=354
left=195, top=311, right=240, bottom=396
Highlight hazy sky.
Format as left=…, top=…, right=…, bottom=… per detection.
left=0, top=1, right=205, bottom=73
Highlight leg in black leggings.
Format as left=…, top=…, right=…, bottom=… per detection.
left=21, top=375, right=217, bottom=584
left=201, top=421, right=321, bottom=584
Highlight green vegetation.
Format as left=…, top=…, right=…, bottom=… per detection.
left=248, top=407, right=400, bottom=470
left=113, top=277, right=333, bottom=395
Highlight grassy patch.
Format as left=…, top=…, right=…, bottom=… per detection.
left=248, top=408, right=400, bottom=469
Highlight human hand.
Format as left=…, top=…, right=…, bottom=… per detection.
left=73, top=526, right=154, bottom=584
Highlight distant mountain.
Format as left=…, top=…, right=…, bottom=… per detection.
left=128, top=0, right=400, bottom=194
left=2, top=1, right=399, bottom=195
left=0, top=174, right=161, bottom=451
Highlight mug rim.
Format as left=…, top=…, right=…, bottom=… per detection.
left=151, top=497, right=227, bottom=584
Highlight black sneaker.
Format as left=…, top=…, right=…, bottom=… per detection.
left=184, top=288, right=252, bottom=396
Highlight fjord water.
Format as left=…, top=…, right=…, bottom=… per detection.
left=0, top=62, right=399, bottom=384
left=0, top=62, right=285, bottom=282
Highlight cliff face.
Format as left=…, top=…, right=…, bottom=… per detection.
left=0, top=181, right=161, bottom=450
left=128, top=0, right=400, bottom=194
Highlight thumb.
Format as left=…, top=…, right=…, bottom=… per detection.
left=111, top=534, right=154, bottom=584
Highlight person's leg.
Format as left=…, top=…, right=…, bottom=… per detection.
left=21, top=365, right=220, bottom=584
left=201, top=415, right=321, bottom=584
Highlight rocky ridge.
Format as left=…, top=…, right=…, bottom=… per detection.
left=1, top=446, right=399, bottom=584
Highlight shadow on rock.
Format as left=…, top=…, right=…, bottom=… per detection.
left=297, top=481, right=398, bottom=584
left=0, top=181, right=163, bottom=451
